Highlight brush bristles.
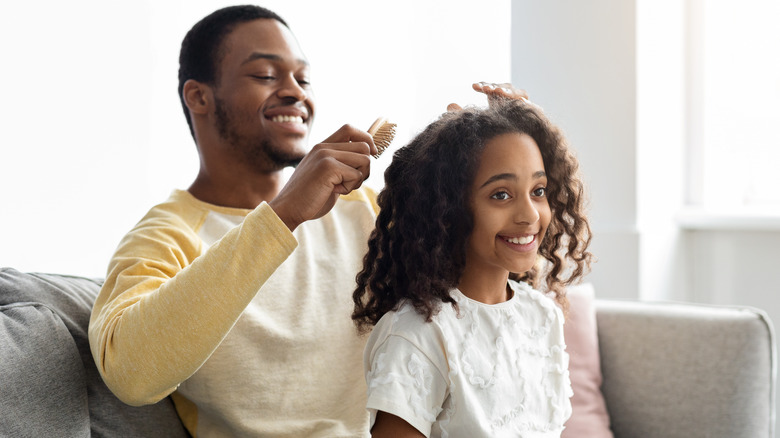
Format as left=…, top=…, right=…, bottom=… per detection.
left=371, top=123, right=396, bottom=158
left=367, top=117, right=397, bottom=158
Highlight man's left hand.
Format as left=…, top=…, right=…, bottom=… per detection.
left=447, top=82, right=530, bottom=112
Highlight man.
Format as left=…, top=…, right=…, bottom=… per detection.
left=89, top=5, right=525, bottom=437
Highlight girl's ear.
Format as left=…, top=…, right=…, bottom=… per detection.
left=182, top=79, right=212, bottom=116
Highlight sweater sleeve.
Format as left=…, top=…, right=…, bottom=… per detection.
left=88, top=202, right=297, bottom=406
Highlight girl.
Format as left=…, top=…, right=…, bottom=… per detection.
left=352, top=99, right=592, bottom=437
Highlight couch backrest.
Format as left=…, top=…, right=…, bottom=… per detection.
left=0, top=268, right=190, bottom=438
left=596, top=299, right=776, bottom=438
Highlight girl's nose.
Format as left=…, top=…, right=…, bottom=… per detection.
left=513, top=196, right=540, bottom=224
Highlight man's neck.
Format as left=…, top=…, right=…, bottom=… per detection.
left=188, top=168, right=284, bottom=210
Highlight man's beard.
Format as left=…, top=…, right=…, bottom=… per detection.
left=214, top=96, right=304, bottom=172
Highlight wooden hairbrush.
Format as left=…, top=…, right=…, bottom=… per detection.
left=367, top=117, right=397, bottom=158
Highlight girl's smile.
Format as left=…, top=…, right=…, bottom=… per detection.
left=498, top=233, right=539, bottom=251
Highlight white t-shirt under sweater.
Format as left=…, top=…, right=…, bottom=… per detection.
left=363, top=280, right=572, bottom=438
left=89, top=188, right=378, bottom=437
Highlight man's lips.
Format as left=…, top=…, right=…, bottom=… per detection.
left=268, top=114, right=304, bottom=124
left=263, top=106, right=310, bottom=134
left=264, top=106, right=309, bottom=123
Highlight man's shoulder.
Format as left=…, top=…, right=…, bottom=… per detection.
left=135, top=190, right=211, bottom=233
left=114, top=190, right=215, bottom=258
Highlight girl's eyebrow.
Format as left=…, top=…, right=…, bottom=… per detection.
left=479, top=170, right=546, bottom=189
left=480, top=173, right=516, bottom=188
left=532, top=170, right=547, bottom=179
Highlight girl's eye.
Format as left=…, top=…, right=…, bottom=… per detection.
left=297, top=78, right=311, bottom=86
left=252, top=75, right=275, bottom=81
left=491, top=191, right=511, bottom=200
left=532, top=187, right=547, bottom=197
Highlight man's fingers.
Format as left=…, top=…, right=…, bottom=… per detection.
left=310, top=144, right=372, bottom=180
left=323, top=149, right=371, bottom=176
left=310, top=140, right=372, bottom=156
left=327, top=161, right=365, bottom=195
left=449, top=83, right=531, bottom=113
left=320, top=124, right=378, bottom=155
left=269, top=144, right=371, bottom=230
left=306, top=147, right=372, bottom=187
left=473, top=81, right=530, bottom=101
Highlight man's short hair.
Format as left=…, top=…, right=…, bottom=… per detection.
left=178, top=5, right=288, bottom=139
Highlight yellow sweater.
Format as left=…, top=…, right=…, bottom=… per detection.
left=89, top=188, right=379, bottom=437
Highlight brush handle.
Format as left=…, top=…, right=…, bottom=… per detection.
left=367, top=117, right=388, bottom=136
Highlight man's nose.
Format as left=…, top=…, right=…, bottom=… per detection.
left=277, top=74, right=307, bottom=102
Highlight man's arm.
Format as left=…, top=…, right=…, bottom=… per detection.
left=89, top=203, right=297, bottom=405
left=89, top=124, right=377, bottom=406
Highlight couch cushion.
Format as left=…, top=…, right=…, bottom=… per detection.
left=562, top=283, right=614, bottom=438
left=0, top=268, right=189, bottom=437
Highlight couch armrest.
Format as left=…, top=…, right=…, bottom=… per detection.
left=0, top=303, right=91, bottom=437
left=596, top=300, right=776, bottom=438
left=0, top=268, right=190, bottom=437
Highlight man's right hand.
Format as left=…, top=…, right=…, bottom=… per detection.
left=268, top=124, right=377, bottom=231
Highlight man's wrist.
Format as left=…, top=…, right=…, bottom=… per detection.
left=267, top=199, right=301, bottom=232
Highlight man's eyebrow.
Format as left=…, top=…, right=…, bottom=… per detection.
left=241, top=52, right=309, bottom=66
left=479, top=170, right=546, bottom=188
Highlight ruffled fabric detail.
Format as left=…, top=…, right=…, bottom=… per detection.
left=367, top=351, right=440, bottom=423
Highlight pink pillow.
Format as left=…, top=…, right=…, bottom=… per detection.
left=562, top=283, right=613, bottom=438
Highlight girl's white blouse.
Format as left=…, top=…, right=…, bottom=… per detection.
left=363, top=280, right=572, bottom=438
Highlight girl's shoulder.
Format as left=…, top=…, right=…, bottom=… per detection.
left=373, top=300, right=456, bottom=335
left=366, top=299, right=459, bottom=353
left=508, top=280, right=561, bottom=312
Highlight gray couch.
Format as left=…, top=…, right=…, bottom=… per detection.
left=0, top=267, right=775, bottom=437
left=596, top=299, right=776, bottom=437
left=0, top=268, right=189, bottom=438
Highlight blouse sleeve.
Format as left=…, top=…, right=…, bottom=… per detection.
left=365, top=334, right=449, bottom=437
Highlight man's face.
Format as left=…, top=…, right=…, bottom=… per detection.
left=211, top=19, right=315, bottom=171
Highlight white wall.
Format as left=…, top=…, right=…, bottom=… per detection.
left=635, top=0, right=691, bottom=302
left=511, top=0, right=640, bottom=300
left=512, top=1, right=779, bottom=432
left=0, top=0, right=510, bottom=278
left=511, top=0, right=780, bottom=302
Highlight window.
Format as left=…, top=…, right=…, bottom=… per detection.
left=687, top=0, right=780, bottom=210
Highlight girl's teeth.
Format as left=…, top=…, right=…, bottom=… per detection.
left=271, top=115, right=303, bottom=124
left=506, top=236, right=534, bottom=245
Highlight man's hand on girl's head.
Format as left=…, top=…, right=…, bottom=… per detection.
left=473, top=81, right=530, bottom=101
left=447, top=82, right=530, bottom=112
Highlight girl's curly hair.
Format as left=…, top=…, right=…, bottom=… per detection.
left=352, top=99, right=592, bottom=333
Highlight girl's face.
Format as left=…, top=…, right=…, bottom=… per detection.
left=465, top=132, right=551, bottom=280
